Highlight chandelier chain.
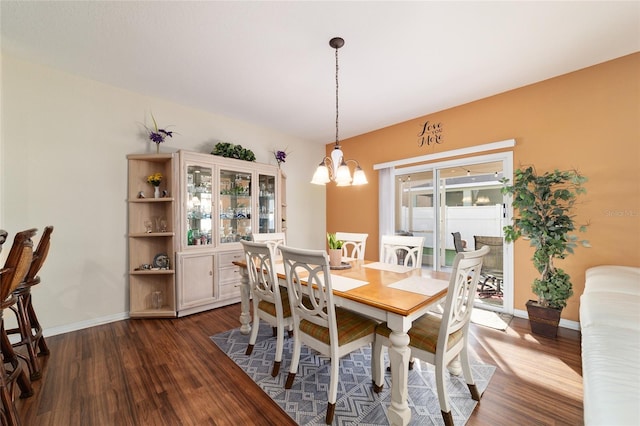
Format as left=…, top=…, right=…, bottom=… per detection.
left=335, top=46, right=340, bottom=146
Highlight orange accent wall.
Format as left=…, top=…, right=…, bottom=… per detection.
left=326, top=52, right=640, bottom=322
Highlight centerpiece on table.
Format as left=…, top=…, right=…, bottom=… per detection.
left=327, top=233, right=344, bottom=267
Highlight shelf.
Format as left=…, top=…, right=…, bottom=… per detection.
left=220, top=194, right=251, bottom=198
left=128, top=198, right=175, bottom=203
left=130, top=307, right=176, bottom=318
left=131, top=269, right=175, bottom=275
left=129, top=232, right=175, bottom=237
left=128, top=153, right=177, bottom=319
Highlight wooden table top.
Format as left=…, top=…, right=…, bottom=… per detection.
left=234, top=258, right=451, bottom=317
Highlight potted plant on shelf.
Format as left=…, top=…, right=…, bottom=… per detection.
left=211, top=142, right=256, bottom=162
left=327, top=233, right=344, bottom=267
left=501, top=166, right=589, bottom=338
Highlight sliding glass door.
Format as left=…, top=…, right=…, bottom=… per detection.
left=391, top=154, right=511, bottom=313
left=395, top=171, right=435, bottom=267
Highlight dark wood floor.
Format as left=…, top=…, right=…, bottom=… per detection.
left=16, top=303, right=583, bottom=425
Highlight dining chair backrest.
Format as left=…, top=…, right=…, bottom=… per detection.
left=380, top=235, right=425, bottom=268
left=0, top=229, right=36, bottom=302
left=25, top=226, right=54, bottom=285
left=240, top=240, right=282, bottom=308
left=335, top=232, right=368, bottom=260
left=0, top=229, right=7, bottom=254
left=252, top=232, right=286, bottom=255
left=439, top=245, right=489, bottom=345
left=280, top=246, right=336, bottom=337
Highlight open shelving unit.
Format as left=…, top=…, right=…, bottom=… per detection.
left=127, top=153, right=178, bottom=318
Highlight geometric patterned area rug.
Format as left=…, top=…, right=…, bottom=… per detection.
left=211, top=322, right=495, bottom=425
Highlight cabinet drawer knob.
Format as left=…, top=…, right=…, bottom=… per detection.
left=209, top=271, right=213, bottom=276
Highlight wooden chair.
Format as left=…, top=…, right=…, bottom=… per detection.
left=380, top=235, right=425, bottom=268
left=0, top=229, right=37, bottom=425
left=473, top=235, right=503, bottom=295
left=251, top=232, right=286, bottom=256
left=0, top=230, right=7, bottom=254
left=241, top=240, right=293, bottom=377
left=372, top=246, right=489, bottom=426
left=335, top=232, right=368, bottom=260
left=280, top=246, right=377, bottom=425
left=7, top=226, right=53, bottom=381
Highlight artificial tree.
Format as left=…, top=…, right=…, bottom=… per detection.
left=501, top=166, right=589, bottom=336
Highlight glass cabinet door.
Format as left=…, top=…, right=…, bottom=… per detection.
left=219, top=169, right=252, bottom=244
left=186, top=165, right=213, bottom=246
left=258, top=173, right=277, bottom=233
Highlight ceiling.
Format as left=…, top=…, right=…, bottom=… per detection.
left=2, top=1, right=638, bottom=145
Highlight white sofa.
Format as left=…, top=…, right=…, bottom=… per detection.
left=580, top=265, right=640, bottom=425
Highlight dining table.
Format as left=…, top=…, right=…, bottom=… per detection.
left=234, top=256, right=451, bottom=426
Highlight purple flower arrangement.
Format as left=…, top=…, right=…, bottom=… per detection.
left=146, top=113, right=174, bottom=152
left=274, top=149, right=289, bottom=167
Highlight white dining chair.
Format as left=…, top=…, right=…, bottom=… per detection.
left=251, top=232, right=286, bottom=255
left=380, top=235, right=425, bottom=268
left=240, top=240, right=293, bottom=377
left=372, top=245, right=490, bottom=426
left=335, top=232, right=368, bottom=260
left=280, top=245, right=377, bottom=425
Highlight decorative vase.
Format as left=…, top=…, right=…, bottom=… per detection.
left=154, top=186, right=160, bottom=199
left=155, top=143, right=160, bottom=154
left=328, top=249, right=342, bottom=267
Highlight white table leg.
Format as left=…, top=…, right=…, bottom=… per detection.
left=387, top=329, right=412, bottom=426
left=238, top=266, right=252, bottom=335
left=448, top=354, right=462, bottom=376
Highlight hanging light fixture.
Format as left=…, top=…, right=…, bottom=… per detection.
left=311, top=37, right=367, bottom=187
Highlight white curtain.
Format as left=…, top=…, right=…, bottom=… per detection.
left=378, top=167, right=394, bottom=257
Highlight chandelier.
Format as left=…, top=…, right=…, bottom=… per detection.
left=311, top=37, right=367, bottom=187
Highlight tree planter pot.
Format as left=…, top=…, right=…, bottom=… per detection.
left=526, top=300, right=562, bottom=338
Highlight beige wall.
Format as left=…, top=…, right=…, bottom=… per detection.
left=326, top=53, right=640, bottom=322
left=0, top=54, right=326, bottom=334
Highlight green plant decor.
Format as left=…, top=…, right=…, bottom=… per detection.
left=211, top=142, right=256, bottom=162
left=327, top=233, right=344, bottom=250
left=501, top=166, right=590, bottom=309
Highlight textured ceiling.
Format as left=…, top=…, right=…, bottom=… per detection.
left=2, top=1, right=638, bottom=144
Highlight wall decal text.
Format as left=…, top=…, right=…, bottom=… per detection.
left=417, top=121, right=443, bottom=147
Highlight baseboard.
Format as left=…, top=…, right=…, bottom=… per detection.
left=42, top=308, right=579, bottom=338
left=43, top=312, right=130, bottom=338
left=513, top=308, right=580, bottom=331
